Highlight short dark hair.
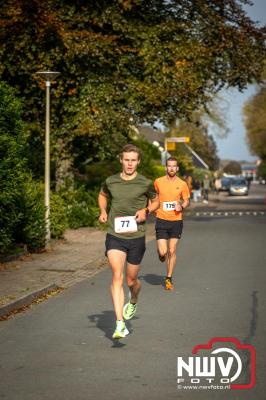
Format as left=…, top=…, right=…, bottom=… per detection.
left=166, top=157, right=178, bottom=166
left=120, top=144, right=142, bottom=160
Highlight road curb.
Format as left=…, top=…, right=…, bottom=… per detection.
left=0, top=283, right=60, bottom=319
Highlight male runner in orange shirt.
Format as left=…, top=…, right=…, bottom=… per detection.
left=154, top=157, right=190, bottom=290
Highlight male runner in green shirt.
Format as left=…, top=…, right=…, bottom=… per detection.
left=98, top=144, right=159, bottom=339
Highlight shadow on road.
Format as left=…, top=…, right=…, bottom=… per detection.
left=140, top=273, right=164, bottom=286
left=243, top=291, right=258, bottom=345
left=88, top=310, right=133, bottom=348
left=242, top=291, right=258, bottom=385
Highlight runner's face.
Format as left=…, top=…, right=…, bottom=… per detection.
left=120, top=151, right=140, bottom=175
left=166, top=160, right=178, bottom=177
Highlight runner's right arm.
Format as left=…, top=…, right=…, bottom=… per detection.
left=98, top=191, right=108, bottom=223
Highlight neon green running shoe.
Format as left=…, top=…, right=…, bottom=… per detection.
left=112, top=320, right=129, bottom=339
left=123, top=301, right=137, bottom=320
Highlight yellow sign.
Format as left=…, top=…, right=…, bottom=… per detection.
left=166, top=142, right=176, bottom=151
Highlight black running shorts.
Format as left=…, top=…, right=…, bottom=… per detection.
left=155, top=218, right=183, bottom=240
left=105, top=233, right=146, bottom=265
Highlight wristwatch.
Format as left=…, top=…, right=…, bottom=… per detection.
left=145, top=207, right=150, bottom=214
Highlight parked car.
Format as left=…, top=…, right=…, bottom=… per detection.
left=229, top=178, right=249, bottom=196
left=220, top=177, right=233, bottom=191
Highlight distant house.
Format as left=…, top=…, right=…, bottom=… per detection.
left=137, top=125, right=165, bottom=147
left=220, top=160, right=258, bottom=180
left=240, top=162, right=257, bottom=180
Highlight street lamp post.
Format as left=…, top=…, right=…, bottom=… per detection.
left=36, top=71, right=60, bottom=245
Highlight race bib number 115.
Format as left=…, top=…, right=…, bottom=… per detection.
left=114, top=216, right=138, bottom=233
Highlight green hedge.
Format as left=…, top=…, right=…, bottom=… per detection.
left=0, top=81, right=26, bottom=252
left=10, top=179, right=68, bottom=252
left=0, top=81, right=68, bottom=254
left=60, top=186, right=99, bottom=229
left=50, top=192, right=69, bottom=239
left=18, top=179, right=46, bottom=251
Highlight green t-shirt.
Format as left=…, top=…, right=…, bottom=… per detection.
left=101, top=173, right=157, bottom=239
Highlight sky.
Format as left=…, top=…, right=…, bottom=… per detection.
left=215, top=0, right=266, bottom=162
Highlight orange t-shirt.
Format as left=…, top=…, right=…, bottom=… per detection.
left=154, top=176, right=190, bottom=221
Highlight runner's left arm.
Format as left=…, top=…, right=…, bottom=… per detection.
left=135, top=195, right=159, bottom=222
left=135, top=181, right=159, bottom=223
left=175, top=197, right=190, bottom=212
left=175, top=183, right=190, bottom=211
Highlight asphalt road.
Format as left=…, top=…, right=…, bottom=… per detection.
left=0, top=183, right=266, bottom=400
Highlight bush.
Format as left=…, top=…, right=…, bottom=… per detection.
left=61, top=186, right=99, bottom=229
left=0, top=81, right=26, bottom=253
left=0, top=82, right=69, bottom=253
left=134, top=138, right=162, bottom=180
left=84, top=160, right=120, bottom=189
left=17, top=181, right=69, bottom=250
left=19, top=179, right=46, bottom=251
left=50, top=192, right=68, bottom=239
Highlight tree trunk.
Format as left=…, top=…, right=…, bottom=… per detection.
left=55, top=138, right=74, bottom=192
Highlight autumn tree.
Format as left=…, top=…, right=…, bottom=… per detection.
left=243, top=84, right=266, bottom=160
left=244, top=80, right=266, bottom=179
left=0, top=0, right=265, bottom=188
left=223, top=160, right=242, bottom=175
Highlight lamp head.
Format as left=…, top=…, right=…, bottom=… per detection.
left=36, top=71, right=60, bottom=82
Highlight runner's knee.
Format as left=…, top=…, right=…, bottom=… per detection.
left=126, top=276, right=139, bottom=288
left=158, top=249, right=167, bottom=257
left=112, top=272, right=123, bottom=285
left=168, top=248, right=176, bottom=258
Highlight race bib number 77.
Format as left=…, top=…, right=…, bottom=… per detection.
left=114, top=216, right=138, bottom=233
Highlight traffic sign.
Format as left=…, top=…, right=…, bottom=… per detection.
left=166, top=137, right=190, bottom=143
left=166, top=142, right=176, bottom=151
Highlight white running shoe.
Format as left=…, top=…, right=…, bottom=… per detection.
left=112, top=320, right=129, bottom=339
